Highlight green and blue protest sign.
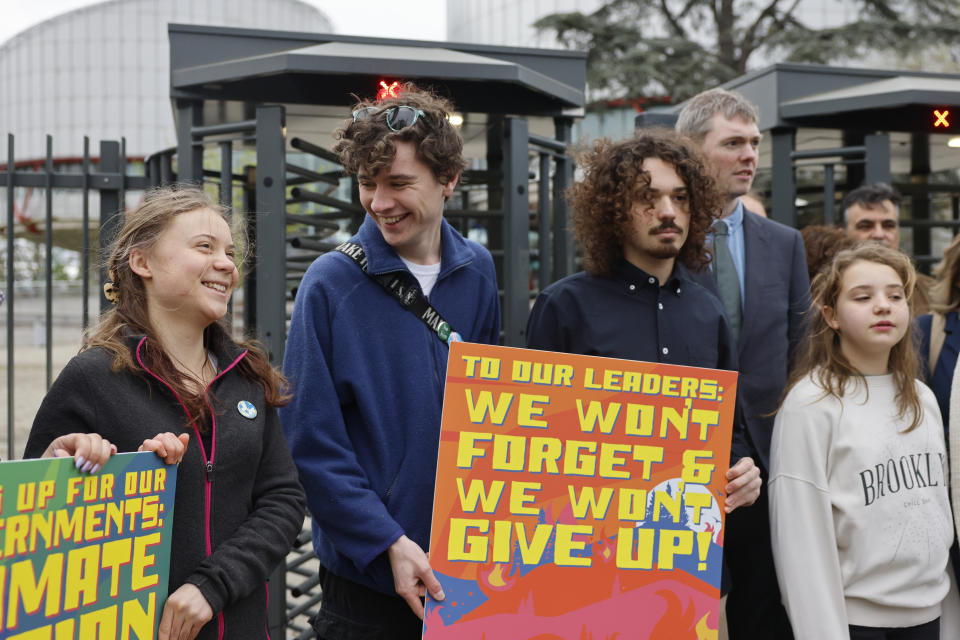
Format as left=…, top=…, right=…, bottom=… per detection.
left=0, top=452, right=176, bottom=639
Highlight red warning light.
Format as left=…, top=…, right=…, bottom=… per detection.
left=377, top=80, right=401, bottom=101
left=934, top=109, right=950, bottom=128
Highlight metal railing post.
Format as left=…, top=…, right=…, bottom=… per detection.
left=502, top=117, right=530, bottom=347
left=537, top=152, right=552, bottom=292
left=865, top=133, right=892, bottom=185
left=99, top=140, right=123, bottom=314
left=553, top=116, right=574, bottom=280
left=6, top=134, right=15, bottom=459
left=824, top=164, right=836, bottom=226
left=253, top=105, right=287, bottom=365
left=771, top=127, right=797, bottom=227
left=82, top=137, right=91, bottom=330
left=176, top=100, right=204, bottom=184
left=253, top=104, right=289, bottom=639
left=44, top=136, right=54, bottom=389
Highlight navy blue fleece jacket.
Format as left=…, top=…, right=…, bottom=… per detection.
left=280, top=216, right=501, bottom=595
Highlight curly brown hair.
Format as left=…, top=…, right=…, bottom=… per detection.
left=569, top=129, right=723, bottom=276
left=333, top=83, right=466, bottom=184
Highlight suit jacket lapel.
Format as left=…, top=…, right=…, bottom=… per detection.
left=739, top=209, right=765, bottom=354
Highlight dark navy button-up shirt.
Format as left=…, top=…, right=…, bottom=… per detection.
left=526, top=260, right=737, bottom=372
left=525, top=259, right=751, bottom=463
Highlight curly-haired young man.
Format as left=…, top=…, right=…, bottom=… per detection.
left=281, top=85, right=501, bottom=638
left=525, top=128, right=760, bottom=511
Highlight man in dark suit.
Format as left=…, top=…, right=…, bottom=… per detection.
left=677, top=88, right=810, bottom=639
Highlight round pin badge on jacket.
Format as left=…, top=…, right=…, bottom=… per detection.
left=237, top=400, right=258, bottom=419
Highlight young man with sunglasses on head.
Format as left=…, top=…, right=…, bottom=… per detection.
left=280, top=85, right=500, bottom=639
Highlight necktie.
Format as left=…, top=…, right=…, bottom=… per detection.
left=714, top=220, right=741, bottom=340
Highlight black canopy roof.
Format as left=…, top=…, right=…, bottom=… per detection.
left=169, top=24, right=586, bottom=116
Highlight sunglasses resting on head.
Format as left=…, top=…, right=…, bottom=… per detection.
left=352, top=105, right=437, bottom=132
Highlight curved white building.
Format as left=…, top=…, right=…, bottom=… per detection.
left=0, top=0, right=333, bottom=160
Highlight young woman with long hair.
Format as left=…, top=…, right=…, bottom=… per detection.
left=24, top=185, right=305, bottom=640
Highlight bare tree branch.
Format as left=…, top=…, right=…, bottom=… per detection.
left=751, top=0, right=804, bottom=51
left=741, top=0, right=787, bottom=52
left=534, top=0, right=960, bottom=101
left=677, top=0, right=702, bottom=21
left=659, top=0, right=686, bottom=37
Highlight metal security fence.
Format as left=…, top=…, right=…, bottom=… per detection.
left=1, top=115, right=579, bottom=455
left=2, top=115, right=577, bottom=636
left=2, top=134, right=148, bottom=458
left=786, top=140, right=960, bottom=272
left=0, top=129, right=316, bottom=637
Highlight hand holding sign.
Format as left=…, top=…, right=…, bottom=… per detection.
left=724, top=456, right=761, bottom=513
left=389, top=534, right=445, bottom=620
left=139, top=432, right=190, bottom=465
left=158, top=583, right=213, bottom=640
left=41, top=432, right=118, bottom=472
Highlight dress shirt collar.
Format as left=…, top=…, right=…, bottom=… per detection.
left=612, top=259, right=687, bottom=294
left=718, top=198, right=745, bottom=232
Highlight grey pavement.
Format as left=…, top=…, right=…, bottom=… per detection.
left=0, top=289, right=251, bottom=459
left=0, top=290, right=94, bottom=459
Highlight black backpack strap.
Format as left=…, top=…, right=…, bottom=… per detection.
left=336, top=242, right=462, bottom=345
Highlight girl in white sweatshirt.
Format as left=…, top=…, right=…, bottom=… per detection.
left=770, top=243, right=953, bottom=640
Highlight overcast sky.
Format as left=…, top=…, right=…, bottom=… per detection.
left=0, top=0, right=447, bottom=46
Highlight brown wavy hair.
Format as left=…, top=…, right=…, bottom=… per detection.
left=569, top=129, right=722, bottom=276
left=85, top=185, right=290, bottom=431
left=334, top=83, right=466, bottom=184
left=783, top=243, right=922, bottom=431
left=800, top=224, right=856, bottom=282
left=929, top=232, right=960, bottom=314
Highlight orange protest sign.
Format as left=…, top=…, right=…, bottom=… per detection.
left=423, top=342, right=737, bottom=639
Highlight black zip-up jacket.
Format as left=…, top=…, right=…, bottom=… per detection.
left=24, top=332, right=306, bottom=640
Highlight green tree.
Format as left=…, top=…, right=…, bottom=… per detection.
left=535, top=0, right=960, bottom=102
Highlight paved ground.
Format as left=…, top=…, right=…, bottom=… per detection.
left=0, top=291, right=91, bottom=459
left=0, top=289, right=251, bottom=458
